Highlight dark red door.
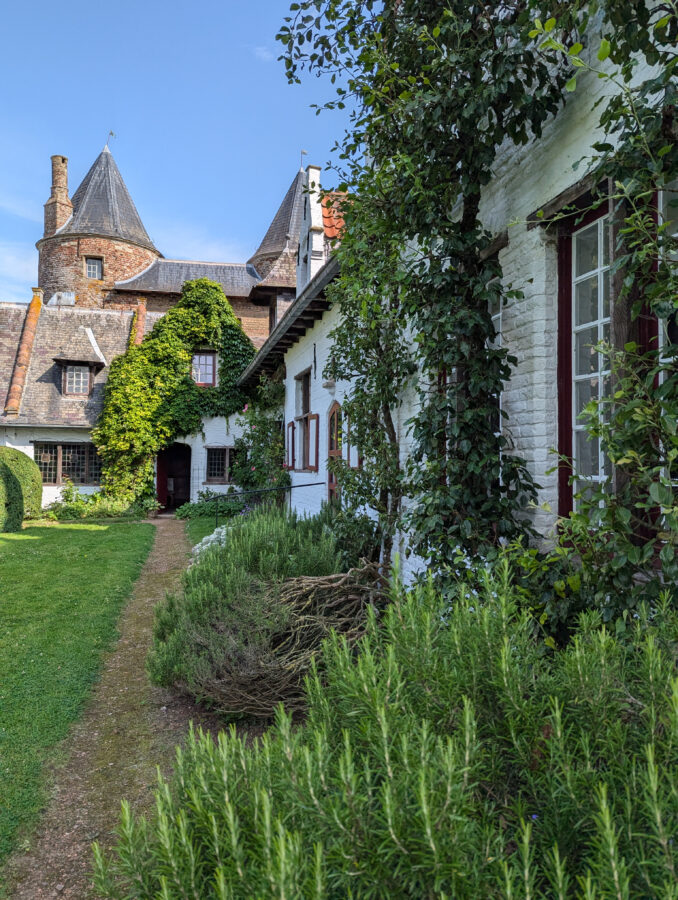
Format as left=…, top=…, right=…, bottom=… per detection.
left=157, top=444, right=191, bottom=510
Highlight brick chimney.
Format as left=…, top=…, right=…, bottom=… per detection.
left=43, top=155, right=73, bottom=238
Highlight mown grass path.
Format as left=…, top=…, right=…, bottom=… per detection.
left=0, top=522, right=154, bottom=876
left=3, top=517, right=218, bottom=899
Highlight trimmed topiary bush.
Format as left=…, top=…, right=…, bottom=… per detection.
left=0, top=447, right=42, bottom=532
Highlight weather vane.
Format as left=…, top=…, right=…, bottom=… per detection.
left=300, top=148, right=308, bottom=169
left=105, top=130, right=116, bottom=149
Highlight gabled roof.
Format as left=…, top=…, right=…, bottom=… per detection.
left=0, top=305, right=163, bottom=427
left=57, top=146, right=157, bottom=252
left=115, top=259, right=261, bottom=298
left=248, top=169, right=305, bottom=269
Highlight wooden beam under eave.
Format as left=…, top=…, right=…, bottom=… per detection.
left=527, top=175, right=597, bottom=230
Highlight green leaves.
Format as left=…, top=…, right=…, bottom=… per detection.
left=597, top=38, right=611, bottom=61
left=94, top=279, right=254, bottom=501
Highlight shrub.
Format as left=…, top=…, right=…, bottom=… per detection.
left=46, top=481, right=159, bottom=521
left=174, top=489, right=250, bottom=520
left=0, top=447, right=42, bottom=531
left=147, top=504, right=344, bottom=714
left=315, top=502, right=381, bottom=569
left=97, top=561, right=678, bottom=898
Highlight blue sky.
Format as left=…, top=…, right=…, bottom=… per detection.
left=0, top=0, right=348, bottom=302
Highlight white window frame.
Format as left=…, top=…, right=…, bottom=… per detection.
left=85, top=257, right=103, bottom=280
left=571, top=214, right=611, bottom=507
left=64, top=364, right=91, bottom=396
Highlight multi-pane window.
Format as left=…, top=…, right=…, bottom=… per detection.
left=328, top=402, right=342, bottom=500
left=35, top=443, right=58, bottom=484
left=64, top=365, right=91, bottom=395
left=205, top=447, right=237, bottom=483
left=85, top=257, right=103, bottom=279
left=571, top=215, right=611, bottom=504
left=296, top=369, right=312, bottom=470
left=192, top=353, right=216, bottom=386
left=33, top=442, right=102, bottom=485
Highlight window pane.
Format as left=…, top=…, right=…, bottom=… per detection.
left=86, top=258, right=102, bottom=279
left=66, top=365, right=89, bottom=394
left=576, top=431, right=599, bottom=477
left=206, top=448, right=226, bottom=480
left=192, top=354, right=214, bottom=385
left=35, top=443, right=57, bottom=484
left=575, top=377, right=598, bottom=419
left=575, top=275, right=599, bottom=326
left=575, top=326, right=599, bottom=375
left=61, top=443, right=87, bottom=483
left=575, top=223, right=599, bottom=277
left=88, top=444, right=102, bottom=484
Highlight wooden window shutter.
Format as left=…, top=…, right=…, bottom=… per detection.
left=308, top=414, right=319, bottom=472
left=286, top=421, right=295, bottom=470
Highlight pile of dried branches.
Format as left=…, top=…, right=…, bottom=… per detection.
left=193, top=562, right=386, bottom=718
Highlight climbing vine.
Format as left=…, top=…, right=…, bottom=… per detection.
left=230, top=376, right=291, bottom=494
left=93, top=278, right=255, bottom=500
left=280, top=1, right=584, bottom=562
left=280, top=1, right=678, bottom=585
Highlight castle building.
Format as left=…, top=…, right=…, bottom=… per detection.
left=0, top=146, right=306, bottom=506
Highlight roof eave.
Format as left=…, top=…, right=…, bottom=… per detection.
left=238, top=255, right=339, bottom=388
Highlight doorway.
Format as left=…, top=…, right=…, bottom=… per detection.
left=156, top=443, right=191, bottom=510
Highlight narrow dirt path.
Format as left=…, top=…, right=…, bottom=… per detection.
left=5, top=517, right=220, bottom=900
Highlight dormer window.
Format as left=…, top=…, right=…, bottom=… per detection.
left=85, top=257, right=103, bottom=280
left=192, top=352, right=216, bottom=386
left=64, top=364, right=92, bottom=396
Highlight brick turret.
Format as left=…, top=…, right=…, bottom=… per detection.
left=37, top=147, right=161, bottom=309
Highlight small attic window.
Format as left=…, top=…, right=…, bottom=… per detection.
left=85, top=257, right=103, bottom=280
left=64, top=365, right=92, bottom=396
left=192, top=352, right=216, bottom=387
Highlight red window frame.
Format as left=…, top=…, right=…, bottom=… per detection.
left=191, top=352, right=217, bottom=387
left=557, top=196, right=660, bottom=516
left=328, top=401, right=342, bottom=500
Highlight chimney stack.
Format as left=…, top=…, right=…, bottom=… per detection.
left=43, top=154, right=73, bottom=238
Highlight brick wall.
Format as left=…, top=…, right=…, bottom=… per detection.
left=37, top=235, right=159, bottom=308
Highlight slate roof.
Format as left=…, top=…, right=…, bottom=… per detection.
left=115, top=259, right=261, bottom=298
left=248, top=169, right=305, bottom=268
left=0, top=304, right=28, bottom=415
left=0, top=305, right=163, bottom=427
left=57, top=146, right=157, bottom=252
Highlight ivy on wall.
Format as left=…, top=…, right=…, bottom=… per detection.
left=93, top=279, right=255, bottom=500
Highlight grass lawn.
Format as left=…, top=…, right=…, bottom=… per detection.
left=185, top=517, right=218, bottom=546
left=0, top=521, right=154, bottom=869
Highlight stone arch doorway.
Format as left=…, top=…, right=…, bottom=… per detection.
left=156, top=443, right=191, bottom=510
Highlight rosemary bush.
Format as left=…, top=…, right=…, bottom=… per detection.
left=147, top=504, right=342, bottom=708
left=98, top=563, right=677, bottom=898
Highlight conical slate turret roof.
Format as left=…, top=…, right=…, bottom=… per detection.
left=248, top=169, right=305, bottom=270
left=59, top=146, right=157, bottom=252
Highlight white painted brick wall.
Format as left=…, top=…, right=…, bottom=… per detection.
left=0, top=425, right=98, bottom=506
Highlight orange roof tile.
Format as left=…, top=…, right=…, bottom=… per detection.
left=321, top=192, right=346, bottom=240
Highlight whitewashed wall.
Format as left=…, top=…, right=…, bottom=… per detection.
left=0, top=425, right=98, bottom=506
left=184, top=416, right=247, bottom=502
left=283, top=305, right=348, bottom=516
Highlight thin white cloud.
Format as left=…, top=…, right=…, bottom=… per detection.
left=253, top=45, right=275, bottom=63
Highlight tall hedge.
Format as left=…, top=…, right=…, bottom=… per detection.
left=0, top=447, right=43, bottom=532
